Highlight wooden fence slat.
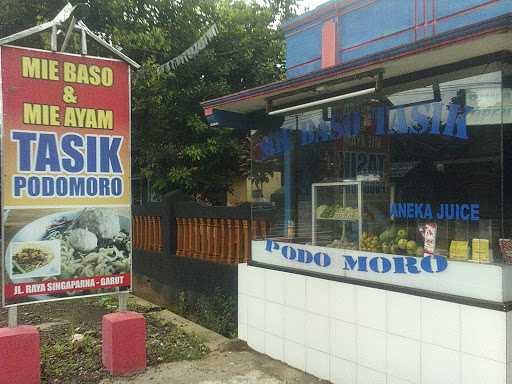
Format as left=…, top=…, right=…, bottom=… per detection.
left=242, top=220, right=250, bottom=262
left=213, top=219, right=220, bottom=261
left=193, top=218, right=200, bottom=257
left=156, top=216, right=162, bottom=251
left=233, top=219, right=241, bottom=265
left=227, top=219, right=233, bottom=264
left=176, top=218, right=183, bottom=256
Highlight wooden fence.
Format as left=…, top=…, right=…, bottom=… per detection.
left=133, top=215, right=163, bottom=252
left=175, top=217, right=269, bottom=263
left=132, top=197, right=272, bottom=265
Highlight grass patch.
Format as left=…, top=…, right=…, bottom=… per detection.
left=146, top=317, right=208, bottom=365
left=39, top=298, right=208, bottom=383
left=41, top=329, right=106, bottom=384
left=175, top=288, right=237, bottom=339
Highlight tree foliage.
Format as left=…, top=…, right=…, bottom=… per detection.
left=0, top=0, right=299, bottom=202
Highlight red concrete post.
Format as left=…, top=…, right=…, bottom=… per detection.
left=102, top=312, right=146, bottom=376
left=0, top=326, right=40, bottom=384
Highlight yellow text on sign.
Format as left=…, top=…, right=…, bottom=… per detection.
left=23, top=103, right=113, bottom=129
left=21, top=56, right=114, bottom=87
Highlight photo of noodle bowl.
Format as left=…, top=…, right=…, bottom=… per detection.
left=6, top=207, right=131, bottom=297
left=10, top=240, right=61, bottom=278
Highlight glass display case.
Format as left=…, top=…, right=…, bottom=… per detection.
left=312, top=181, right=389, bottom=250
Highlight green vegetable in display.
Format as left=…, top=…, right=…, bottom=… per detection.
left=416, top=247, right=424, bottom=257
left=398, top=238, right=408, bottom=250
left=397, top=229, right=408, bottom=239
left=406, top=240, right=417, bottom=251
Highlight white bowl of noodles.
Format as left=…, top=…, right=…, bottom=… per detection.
left=9, top=240, right=61, bottom=279
left=6, top=209, right=132, bottom=284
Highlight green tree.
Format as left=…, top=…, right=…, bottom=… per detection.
left=0, top=0, right=299, bottom=203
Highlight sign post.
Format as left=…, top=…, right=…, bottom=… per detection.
left=0, top=3, right=144, bottom=379
left=1, top=45, right=133, bottom=306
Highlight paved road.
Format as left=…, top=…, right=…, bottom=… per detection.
left=102, top=348, right=326, bottom=384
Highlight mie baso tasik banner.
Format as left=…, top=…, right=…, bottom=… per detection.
left=1, top=46, right=132, bottom=306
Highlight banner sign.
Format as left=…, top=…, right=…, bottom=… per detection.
left=1, top=46, right=132, bottom=306
left=157, top=24, right=218, bottom=74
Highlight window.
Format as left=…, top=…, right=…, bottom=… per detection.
left=251, top=62, right=510, bottom=265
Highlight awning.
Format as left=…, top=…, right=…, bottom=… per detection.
left=202, top=14, right=511, bottom=127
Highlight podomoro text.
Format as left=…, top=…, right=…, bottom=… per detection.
left=265, top=240, right=448, bottom=274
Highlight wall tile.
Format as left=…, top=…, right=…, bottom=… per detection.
left=461, top=353, right=506, bottom=384
left=238, top=263, right=248, bottom=295
left=247, top=296, right=265, bottom=330
left=329, top=281, right=356, bottom=323
left=461, top=305, right=506, bottom=362
left=305, top=312, right=330, bottom=353
left=246, top=266, right=265, bottom=298
left=387, top=292, right=420, bottom=340
left=357, top=326, right=386, bottom=372
left=238, top=293, right=247, bottom=326
left=284, top=306, right=306, bottom=345
left=285, top=340, right=306, bottom=371
left=306, top=348, right=330, bottom=381
left=356, top=286, right=386, bottom=331
left=247, top=326, right=265, bottom=354
left=265, top=302, right=284, bottom=337
left=421, top=297, right=460, bottom=351
left=421, top=343, right=460, bottom=384
left=265, top=333, right=284, bottom=362
left=357, top=365, right=386, bottom=384
left=330, top=357, right=356, bottom=384
left=306, top=277, right=330, bottom=315
left=331, top=319, right=357, bottom=362
left=265, top=269, right=285, bottom=304
left=507, top=311, right=512, bottom=363
left=284, top=273, right=306, bottom=309
left=238, top=321, right=247, bottom=341
left=387, top=334, right=420, bottom=383
left=388, top=377, right=414, bottom=384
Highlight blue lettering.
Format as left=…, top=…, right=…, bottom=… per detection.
left=35, top=134, right=60, bottom=172
left=314, top=252, right=331, bottom=267
left=343, top=255, right=367, bottom=272
left=411, top=106, right=430, bottom=133
left=374, top=107, right=386, bottom=135
left=11, top=131, right=37, bottom=171
left=369, top=257, right=391, bottom=273
left=281, top=246, right=297, bottom=261
left=61, top=135, right=84, bottom=173
left=86, top=177, right=98, bottom=196
left=298, top=249, right=314, bottom=263
left=42, top=177, right=54, bottom=197
left=421, top=256, right=448, bottom=273
left=87, top=136, right=97, bottom=172
left=55, top=177, right=68, bottom=196
left=430, top=102, right=442, bottom=135
left=111, top=177, right=123, bottom=196
left=13, top=176, right=26, bottom=197
left=69, top=177, right=85, bottom=196
left=393, top=257, right=406, bottom=274
left=27, top=176, right=40, bottom=197
left=100, top=137, right=122, bottom=173
left=404, top=257, right=420, bottom=274
left=471, top=204, right=480, bottom=221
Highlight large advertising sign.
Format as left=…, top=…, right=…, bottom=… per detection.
left=1, top=46, right=132, bottom=306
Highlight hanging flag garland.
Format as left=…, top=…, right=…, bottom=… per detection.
left=157, top=24, right=219, bottom=74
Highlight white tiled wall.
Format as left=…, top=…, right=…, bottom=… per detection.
left=238, top=264, right=511, bottom=384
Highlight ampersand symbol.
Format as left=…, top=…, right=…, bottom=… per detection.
left=63, top=86, right=77, bottom=104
